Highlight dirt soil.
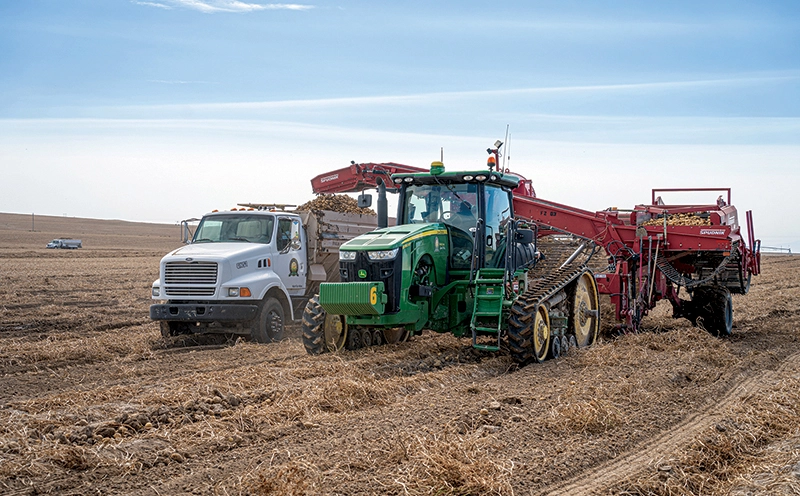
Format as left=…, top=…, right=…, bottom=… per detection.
left=1, top=212, right=799, bottom=496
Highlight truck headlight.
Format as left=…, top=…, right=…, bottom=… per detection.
left=227, top=287, right=251, bottom=297
left=152, top=287, right=160, bottom=297
left=340, top=251, right=357, bottom=261
left=367, top=248, right=399, bottom=260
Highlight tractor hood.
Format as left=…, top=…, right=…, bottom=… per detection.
left=341, top=224, right=447, bottom=251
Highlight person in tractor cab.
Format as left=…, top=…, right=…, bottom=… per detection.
left=451, top=200, right=476, bottom=233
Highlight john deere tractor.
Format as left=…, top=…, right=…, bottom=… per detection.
left=301, top=157, right=601, bottom=364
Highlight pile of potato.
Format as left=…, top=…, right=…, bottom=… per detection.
left=641, top=212, right=711, bottom=226
left=297, top=194, right=376, bottom=215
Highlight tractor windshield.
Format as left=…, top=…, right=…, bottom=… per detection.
left=193, top=214, right=275, bottom=244
left=403, top=183, right=478, bottom=234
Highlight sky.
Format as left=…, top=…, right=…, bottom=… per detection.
left=1, top=0, right=798, bottom=251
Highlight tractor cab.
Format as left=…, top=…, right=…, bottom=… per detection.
left=393, top=162, right=529, bottom=273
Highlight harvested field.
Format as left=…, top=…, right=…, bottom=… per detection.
left=1, top=212, right=799, bottom=495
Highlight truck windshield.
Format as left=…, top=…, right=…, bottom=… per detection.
left=403, top=183, right=478, bottom=234
left=193, top=214, right=275, bottom=244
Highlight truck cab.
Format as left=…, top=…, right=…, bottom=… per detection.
left=150, top=208, right=308, bottom=342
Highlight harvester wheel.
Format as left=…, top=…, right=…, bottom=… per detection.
left=372, top=329, right=384, bottom=346
left=301, top=295, right=347, bottom=354
left=570, top=271, right=600, bottom=347
left=694, top=288, right=733, bottom=337
left=250, top=297, right=284, bottom=343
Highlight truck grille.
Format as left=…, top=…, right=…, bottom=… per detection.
left=164, top=261, right=218, bottom=290
left=165, top=287, right=216, bottom=297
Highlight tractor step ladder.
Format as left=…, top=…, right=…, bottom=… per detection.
left=471, top=268, right=506, bottom=351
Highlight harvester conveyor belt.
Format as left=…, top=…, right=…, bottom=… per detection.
left=656, top=241, right=740, bottom=289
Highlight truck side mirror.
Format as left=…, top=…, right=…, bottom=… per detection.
left=357, top=193, right=372, bottom=208
left=515, top=229, right=534, bottom=244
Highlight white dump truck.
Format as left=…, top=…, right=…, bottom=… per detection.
left=46, top=239, right=82, bottom=249
left=150, top=204, right=377, bottom=342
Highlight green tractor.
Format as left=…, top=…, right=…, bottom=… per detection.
left=301, top=157, right=601, bottom=364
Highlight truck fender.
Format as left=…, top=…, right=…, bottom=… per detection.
left=258, top=281, right=296, bottom=321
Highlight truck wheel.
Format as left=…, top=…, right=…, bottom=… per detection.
left=160, top=321, right=174, bottom=338
left=250, top=297, right=285, bottom=343
left=302, top=295, right=347, bottom=354
left=160, top=321, right=189, bottom=338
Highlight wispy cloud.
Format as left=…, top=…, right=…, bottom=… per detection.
left=128, top=74, right=800, bottom=111
left=144, top=0, right=314, bottom=12
left=147, top=79, right=219, bottom=85
left=133, top=1, right=173, bottom=9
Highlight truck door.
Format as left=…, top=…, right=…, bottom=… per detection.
left=275, top=216, right=308, bottom=297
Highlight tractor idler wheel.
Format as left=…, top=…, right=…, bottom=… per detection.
left=361, top=328, right=373, bottom=347
left=347, top=328, right=362, bottom=350
left=550, top=336, right=562, bottom=360
left=560, top=335, right=570, bottom=356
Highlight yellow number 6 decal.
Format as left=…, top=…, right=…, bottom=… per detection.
left=370, top=286, right=378, bottom=305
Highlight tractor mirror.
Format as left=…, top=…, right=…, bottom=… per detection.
left=357, top=193, right=373, bottom=208
left=515, top=229, right=534, bottom=244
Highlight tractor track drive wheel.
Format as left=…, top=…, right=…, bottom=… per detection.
left=570, top=271, right=600, bottom=348
left=302, top=295, right=347, bottom=354
left=507, top=302, right=551, bottom=364
left=250, top=297, right=285, bottom=343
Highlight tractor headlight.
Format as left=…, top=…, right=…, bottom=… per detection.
left=367, top=248, right=399, bottom=260
left=339, top=251, right=357, bottom=261
left=463, top=174, right=474, bottom=181
left=475, top=174, right=487, bottom=181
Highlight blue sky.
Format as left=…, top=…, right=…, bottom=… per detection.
left=1, top=0, right=798, bottom=250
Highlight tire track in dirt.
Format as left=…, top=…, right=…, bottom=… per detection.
left=541, top=350, right=800, bottom=496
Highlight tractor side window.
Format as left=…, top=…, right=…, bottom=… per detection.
left=484, top=186, right=512, bottom=267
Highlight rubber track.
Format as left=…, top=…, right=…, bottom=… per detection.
left=506, top=259, right=590, bottom=362
left=520, top=260, right=589, bottom=314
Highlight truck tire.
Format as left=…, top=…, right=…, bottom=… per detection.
left=160, top=321, right=174, bottom=338
left=250, top=297, right=285, bottom=343
left=302, top=295, right=347, bottom=354
left=160, top=321, right=190, bottom=338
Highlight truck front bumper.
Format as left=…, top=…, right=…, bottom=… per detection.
left=150, top=303, right=258, bottom=323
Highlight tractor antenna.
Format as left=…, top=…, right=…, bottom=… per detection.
left=506, top=133, right=512, bottom=171
left=440, top=147, right=444, bottom=162
left=503, top=125, right=510, bottom=170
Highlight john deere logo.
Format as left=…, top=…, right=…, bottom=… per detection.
left=289, top=258, right=299, bottom=276
left=358, top=269, right=367, bottom=279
